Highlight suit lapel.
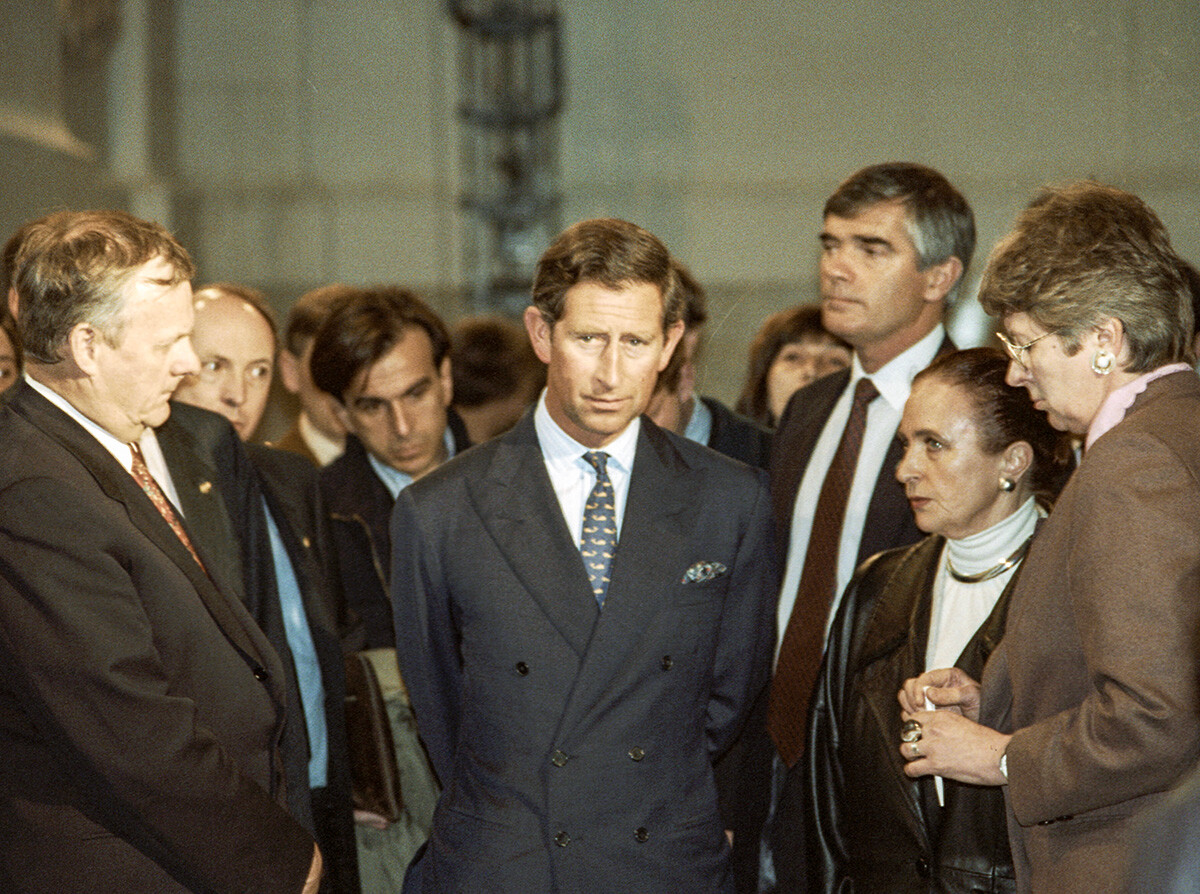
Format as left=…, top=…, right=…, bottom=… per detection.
left=156, top=415, right=247, bottom=604
left=771, top=370, right=848, bottom=543
left=9, top=384, right=276, bottom=677
left=468, top=416, right=600, bottom=658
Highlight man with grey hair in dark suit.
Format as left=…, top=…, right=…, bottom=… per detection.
left=0, top=209, right=320, bottom=893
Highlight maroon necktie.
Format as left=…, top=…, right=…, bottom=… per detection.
left=768, top=377, right=879, bottom=767
left=129, top=443, right=207, bottom=573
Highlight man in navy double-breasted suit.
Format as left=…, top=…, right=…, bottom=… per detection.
left=392, top=218, right=778, bottom=893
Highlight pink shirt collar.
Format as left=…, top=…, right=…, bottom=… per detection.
left=1085, top=363, right=1193, bottom=450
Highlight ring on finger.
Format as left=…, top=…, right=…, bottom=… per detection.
left=909, top=741, right=922, bottom=759
left=901, top=719, right=923, bottom=743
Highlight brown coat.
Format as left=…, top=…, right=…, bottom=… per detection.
left=980, top=370, right=1200, bottom=893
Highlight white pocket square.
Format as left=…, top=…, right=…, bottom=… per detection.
left=681, top=561, right=728, bottom=584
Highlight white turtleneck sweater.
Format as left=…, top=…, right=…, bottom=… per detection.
left=925, top=495, right=1041, bottom=673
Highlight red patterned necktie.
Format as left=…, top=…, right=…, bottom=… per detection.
left=580, top=450, right=617, bottom=607
left=768, top=377, right=879, bottom=767
left=129, top=443, right=207, bottom=573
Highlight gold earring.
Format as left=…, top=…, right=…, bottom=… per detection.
left=1091, top=349, right=1114, bottom=375
left=999, top=477, right=1015, bottom=492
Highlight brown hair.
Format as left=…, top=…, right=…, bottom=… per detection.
left=284, top=283, right=356, bottom=356
left=310, top=285, right=450, bottom=403
left=979, top=181, right=1193, bottom=370
left=914, top=347, right=1074, bottom=505
left=14, top=210, right=194, bottom=364
left=531, top=218, right=682, bottom=332
left=735, top=305, right=850, bottom=427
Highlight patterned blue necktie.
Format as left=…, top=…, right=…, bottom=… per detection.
left=580, top=450, right=617, bottom=607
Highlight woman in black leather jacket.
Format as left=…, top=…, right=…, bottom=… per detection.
left=782, top=348, right=1071, bottom=893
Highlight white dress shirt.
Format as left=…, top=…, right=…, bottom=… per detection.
left=533, top=391, right=638, bottom=544
left=776, top=324, right=945, bottom=655
left=25, top=375, right=185, bottom=513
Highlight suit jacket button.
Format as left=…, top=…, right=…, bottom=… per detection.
left=551, top=749, right=569, bottom=767
left=915, top=856, right=931, bottom=877
left=634, top=827, right=649, bottom=843
left=253, top=665, right=269, bottom=681
left=515, top=661, right=529, bottom=676
left=661, top=655, right=673, bottom=671
left=628, top=746, right=645, bottom=761
left=554, top=830, right=570, bottom=847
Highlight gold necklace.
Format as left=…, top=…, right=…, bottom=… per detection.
left=946, top=536, right=1033, bottom=584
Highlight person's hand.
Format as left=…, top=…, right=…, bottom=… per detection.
left=302, top=845, right=323, bottom=894
left=354, top=808, right=392, bottom=830
left=898, top=667, right=981, bottom=721
left=898, top=710, right=1011, bottom=786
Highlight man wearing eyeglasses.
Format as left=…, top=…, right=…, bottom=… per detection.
left=755, top=163, right=976, bottom=892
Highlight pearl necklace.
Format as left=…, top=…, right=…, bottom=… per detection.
left=946, top=536, right=1033, bottom=584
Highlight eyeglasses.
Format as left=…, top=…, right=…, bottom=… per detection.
left=996, top=330, right=1054, bottom=370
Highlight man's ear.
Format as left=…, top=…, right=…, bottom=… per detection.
left=923, top=256, right=964, bottom=304
left=656, top=319, right=686, bottom=373
left=524, top=306, right=553, bottom=365
left=277, top=349, right=302, bottom=394
left=437, top=355, right=453, bottom=407
left=68, top=323, right=101, bottom=375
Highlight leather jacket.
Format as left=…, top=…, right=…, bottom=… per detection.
left=796, top=535, right=1018, bottom=893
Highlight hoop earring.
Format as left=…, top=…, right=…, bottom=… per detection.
left=1091, top=349, right=1115, bottom=375
left=999, top=477, right=1016, bottom=492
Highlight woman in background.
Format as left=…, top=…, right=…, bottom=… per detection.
left=736, top=305, right=850, bottom=428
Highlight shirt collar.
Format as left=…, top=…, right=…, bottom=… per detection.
left=1085, top=363, right=1194, bottom=450
left=533, top=389, right=640, bottom=475
left=683, top=396, right=713, bottom=445
left=25, top=372, right=151, bottom=472
left=849, top=323, right=945, bottom=412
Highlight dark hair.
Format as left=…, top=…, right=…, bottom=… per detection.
left=450, top=315, right=545, bottom=407
left=531, top=218, right=682, bottom=332
left=284, top=283, right=357, bottom=356
left=194, top=282, right=277, bottom=347
left=309, top=285, right=450, bottom=403
left=735, top=304, right=850, bottom=426
left=13, top=210, right=194, bottom=364
left=825, top=162, right=976, bottom=301
left=914, top=347, right=1073, bottom=504
left=979, top=182, right=1192, bottom=370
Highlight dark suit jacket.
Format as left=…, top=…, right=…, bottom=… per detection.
left=0, top=381, right=312, bottom=894
left=160, top=409, right=361, bottom=893
left=319, top=411, right=470, bottom=649
left=392, top=414, right=778, bottom=893
left=980, top=371, right=1200, bottom=893
left=701, top=395, right=772, bottom=470
left=249, top=444, right=363, bottom=894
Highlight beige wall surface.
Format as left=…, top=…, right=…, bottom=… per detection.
left=2, top=0, right=1197, bottom=405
